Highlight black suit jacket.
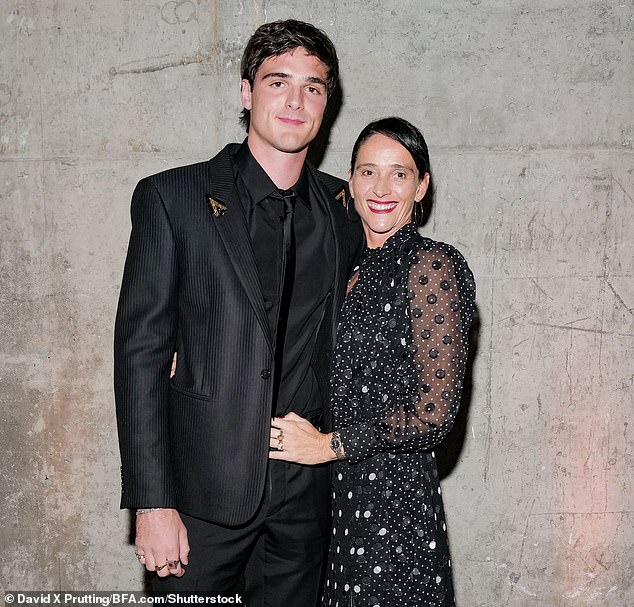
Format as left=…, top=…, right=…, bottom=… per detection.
left=114, top=143, right=364, bottom=526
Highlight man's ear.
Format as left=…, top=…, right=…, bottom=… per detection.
left=241, top=79, right=252, bottom=110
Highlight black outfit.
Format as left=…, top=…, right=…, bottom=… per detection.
left=236, top=143, right=335, bottom=417
left=114, top=142, right=364, bottom=604
left=323, top=223, right=476, bottom=607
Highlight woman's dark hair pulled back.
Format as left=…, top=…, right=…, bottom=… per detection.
left=350, top=117, right=430, bottom=178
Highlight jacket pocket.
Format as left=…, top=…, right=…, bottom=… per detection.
left=169, top=383, right=208, bottom=402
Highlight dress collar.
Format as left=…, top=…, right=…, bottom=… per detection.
left=365, top=222, right=419, bottom=256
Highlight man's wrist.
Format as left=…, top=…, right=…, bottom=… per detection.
left=136, top=507, right=165, bottom=516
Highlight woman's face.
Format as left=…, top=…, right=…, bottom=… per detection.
left=349, top=133, right=429, bottom=249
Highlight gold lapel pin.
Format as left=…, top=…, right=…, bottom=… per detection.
left=335, top=189, right=348, bottom=208
left=208, top=196, right=227, bottom=218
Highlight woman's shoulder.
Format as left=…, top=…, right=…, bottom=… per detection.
left=406, top=233, right=476, bottom=292
left=408, top=233, right=469, bottom=264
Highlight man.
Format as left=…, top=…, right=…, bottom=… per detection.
left=114, top=19, right=364, bottom=605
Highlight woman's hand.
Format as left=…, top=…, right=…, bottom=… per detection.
left=269, top=412, right=336, bottom=465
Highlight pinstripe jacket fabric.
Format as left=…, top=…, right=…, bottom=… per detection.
left=114, top=143, right=364, bottom=526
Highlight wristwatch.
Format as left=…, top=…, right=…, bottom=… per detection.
left=329, top=431, right=346, bottom=460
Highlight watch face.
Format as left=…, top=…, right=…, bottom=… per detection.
left=330, top=434, right=342, bottom=452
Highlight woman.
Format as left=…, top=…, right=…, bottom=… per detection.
left=270, top=117, right=476, bottom=606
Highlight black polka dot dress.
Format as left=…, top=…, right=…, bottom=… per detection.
left=323, top=222, right=476, bottom=607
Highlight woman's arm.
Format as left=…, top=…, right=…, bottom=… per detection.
left=338, top=244, right=476, bottom=464
left=268, top=243, right=475, bottom=466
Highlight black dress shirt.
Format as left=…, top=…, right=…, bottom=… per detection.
left=235, top=142, right=335, bottom=418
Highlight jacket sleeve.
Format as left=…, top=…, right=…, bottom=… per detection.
left=114, top=178, right=179, bottom=508
left=338, top=244, right=476, bottom=464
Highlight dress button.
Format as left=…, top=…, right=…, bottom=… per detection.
left=260, top=369, right=271, bottom=379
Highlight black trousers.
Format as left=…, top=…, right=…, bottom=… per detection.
left=153, top=460, right=331, bottom=606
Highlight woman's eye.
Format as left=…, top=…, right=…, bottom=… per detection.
left=361, top=169, right=373, bottom=177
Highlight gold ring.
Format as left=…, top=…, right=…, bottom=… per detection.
left=156, top=563, right=168, bottom=571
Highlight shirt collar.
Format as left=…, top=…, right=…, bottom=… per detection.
left=236, top=140, right=311, bottom=209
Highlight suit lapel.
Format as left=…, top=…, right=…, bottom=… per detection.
left=205, top=147, right=273, bottom=351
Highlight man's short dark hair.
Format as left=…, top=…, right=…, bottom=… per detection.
left=240, top=19, right=339, bottom=131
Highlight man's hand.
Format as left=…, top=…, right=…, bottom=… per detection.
left=269, top=412, right=335, bottom=465
left=135, top=508, right=189, bottom=577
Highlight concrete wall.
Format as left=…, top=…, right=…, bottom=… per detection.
left=1, top=1, right=632, bottom=604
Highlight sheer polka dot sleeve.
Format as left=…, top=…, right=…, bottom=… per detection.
left=337, top=241, right=475, bottom=464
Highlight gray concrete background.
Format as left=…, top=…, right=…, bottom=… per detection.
left=1, top=1, right=632, bottom=604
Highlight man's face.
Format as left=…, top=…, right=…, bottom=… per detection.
left=241, top=48, right=329, bottom=156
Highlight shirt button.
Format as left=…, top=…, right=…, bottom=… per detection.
left=260, top=369, right=271, bottom=379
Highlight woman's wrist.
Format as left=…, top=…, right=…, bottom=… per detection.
left=327, top=431, right=346, bottom=461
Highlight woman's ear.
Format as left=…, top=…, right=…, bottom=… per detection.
left=415, top=172, right=430, bottom=202
left=348, top=169, right=354, bottom=199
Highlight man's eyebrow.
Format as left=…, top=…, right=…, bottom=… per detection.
left=261, top=71, right=291, bottom=81
left=305, top=76, right=327, bottom=86
left=261, top=72, right=327, bottom=86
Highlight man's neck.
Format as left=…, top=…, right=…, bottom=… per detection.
left=246, top=138, right=308, bottom=190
